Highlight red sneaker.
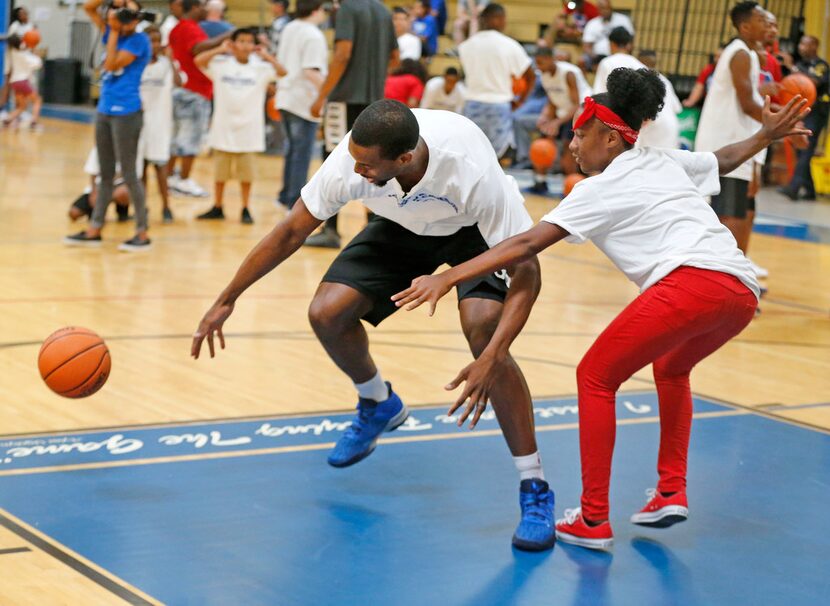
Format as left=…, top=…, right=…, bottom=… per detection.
left=630, top=488, right=688, bottom=528
left=555, top=508, right=614, bottom=549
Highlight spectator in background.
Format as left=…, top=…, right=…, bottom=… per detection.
left=412, top=0, right=438, bottom=57
left=431, top=0, right=447, bottom=35
left=452, top=0, right=488, bottom=47
left=636, top=49, right=682, bottom=149
left=420, top=66, right=465, bottom=112
left=195, top=29, right=280, bottom=223
left=304, top=0, right=399, bottom=248
left=168, top=0, right=232, bottom=200
left=582, top=0, right=633, bottom=69
left=160, top=0, right=184, bottom=46
left=265, top=0, right=291, bottom=53
left=550, top=0, right=599, bottom=45
left=1, top=7, right=36, bottom=121
left=459, top=3, right=535, bottom=161
left=757, top=10, right=782, bottom=97
left=683, top=45, right=723, bottom=108
left=65, top=0, right=151, bottom=251
left=384, top=58, right=427, bottom=107
left=2, top=34, right=43, bottom=130
left=779, top=35, right=829, bottom=201
left=200, top=0, right=234, bottom=38
left=275, top=0, right=328, bottom=210
left=393, top=6, right=421, bottom=61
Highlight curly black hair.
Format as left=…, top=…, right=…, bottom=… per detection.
left=592, top=67, right=665, bottom=138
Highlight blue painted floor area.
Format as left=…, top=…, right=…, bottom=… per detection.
left=1, top=393, right=829, bottom=605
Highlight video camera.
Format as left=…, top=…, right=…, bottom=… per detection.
left=106, top=2, right=157, bottom=24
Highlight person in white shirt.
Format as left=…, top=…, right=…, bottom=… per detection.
left=393, top=6, right=422, bottom=61
left=581, top=0, right=634, bottom=68
left=636, top=49, right=682, bottom=149
left=1, top=7, right=36, bottom=119
left=194, top=28, right=280, bottom=223
left=522, top=47, right=591, bottom=193
left=420, top=67, right=465, bottom=112
left=140, top=26, right=180, bottom=223
left=393, top=68, right=809, bottom=551
left=695, top=1, right=769, bottom=255
left=160, top=0, right=184, bottom=47
left=193, top=100, right=557, bottom=553
left=2, top=34, right=43, bottom=130
left=275, top=0, right=329, bottom=209
left=593, top=27, right=681, bottom=150
left=458, top=3, right=535, bottom=160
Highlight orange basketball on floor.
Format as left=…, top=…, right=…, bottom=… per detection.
left=529, top=138, right=558, bottom=170
left=22, top=29, right=41, bottom=49
left=266, top=97, right=281, bottom=122
left=777, top=73, right=817, bottom=107
left=563, top=172, right=586, bottom=196
left=512, top=77, right=528, bottom=97
left=38, top=327, right=111, bottom=398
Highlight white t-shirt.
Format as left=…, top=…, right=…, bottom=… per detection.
left=206, top=55, right=277, bottom=153
left=541, top=147, right=760, bottom=298
left=582, top=13, right=635, bottom=58
left=695, top=38, right=763, bottom=180
left=160, top=15, right=179, bottom=47
left=593, top=54, right=681, bottom=150
left=8, top=21, right=35, bottom=38
left=541, top=62, right=591, bottom=118
left=420, top=77, right=466, bottom=113
left=140, top=56, right=174, bottom=129
left=398, top=32, right=422, bottom=61
left=301, top=109, right=533, bottom=246
left=9, top=48, right=42, bottom=83
left=458, top=30, right=532, bottom=103
left=276, top=20, right=328, bottom=123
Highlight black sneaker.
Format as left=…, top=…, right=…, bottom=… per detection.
left=162, top=207, right=174, bottom=223
left=241, top=208, right=254, bottom=224
left=303, top=228, right=341, bottom=249
left=116, top=203, right=132, bottom=222
left=63, top=231, right=102, bottom=247
left=528, top=181, right=549, bottom=195
left=118, top=235, right=152, bottom=252
left=777, top=187, right=798, bottom=201
left=197, top=206, right=225, bottom=220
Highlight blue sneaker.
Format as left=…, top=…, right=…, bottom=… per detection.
left=327, top=383, right=409, bottom=468
left=512, top=478, right=556, bottom=551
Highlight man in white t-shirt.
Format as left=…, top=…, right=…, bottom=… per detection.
left=393, top=6, right=422, bottom=61
left=593, top=27, right=681, bottom=151
left=193, top=100, right=557, bottom=553
left=194, top=29, right=280, bottom=223
left=276, top=0, right=329, bottom=209
left=420, top=67, right=465, bottom=112
left=581, top=0, right=633, bottom=68
left=458, top=3, right=535, bottom=160
left=695, top=1, right=768, bottom=254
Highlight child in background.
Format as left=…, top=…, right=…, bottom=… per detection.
left=384, top=59, right=427, bottom=107
left=2, top=34, right=43, bottom=130
left=412, top=0, right=438, bottom=57
left=140, top=25, right=181, bottom=223
left=194, top=28, right=280, bottom=224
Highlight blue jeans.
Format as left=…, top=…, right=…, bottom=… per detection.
left=280, top=110, right=319, bottom=208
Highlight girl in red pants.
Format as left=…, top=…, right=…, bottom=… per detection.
left=392, top=67, right=810, bottom=549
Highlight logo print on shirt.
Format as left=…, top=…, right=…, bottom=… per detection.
left=394, top=192, right=458, bottom=213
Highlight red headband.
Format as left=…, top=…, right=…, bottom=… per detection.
left=573, top=96, right=639, bottom=144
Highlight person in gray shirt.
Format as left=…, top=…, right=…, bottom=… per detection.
left=304, top=0, right=399, bottom=248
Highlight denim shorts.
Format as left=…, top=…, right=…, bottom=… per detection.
left=170, top=88, right=212, bottom=157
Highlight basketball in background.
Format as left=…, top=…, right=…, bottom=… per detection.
left=38, top=327, right=111, bottom=398
left=529, top=138, right=557, bottom=170
left=512, top=77, right=528, bottom=97
left=777, top=73, right=817, bottom=107
left=563, top=173, right=586, bottom=196
left=22, top=29, right=41, bottom=49
left=266, top=97, right=281, bottom=122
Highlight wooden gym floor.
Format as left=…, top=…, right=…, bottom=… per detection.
left=1, top=118, right=829, bottom=604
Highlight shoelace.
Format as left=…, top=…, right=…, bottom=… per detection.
left=644, top=488, right=658, bottom=503
left=520, top=489, right=553, bottom=523
left=561, top=508, right=582, bottom=525
left=344, top=404, right=374, bottom=438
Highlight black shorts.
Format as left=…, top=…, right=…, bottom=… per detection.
left=711, top=177, right=749, bottom=219
left=322, top=216, right=508, bottom=326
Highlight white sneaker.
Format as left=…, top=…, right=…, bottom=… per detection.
left=747, top=258, right=768, bottom=279
left=167, top=173, right=182, bottom=189
left=0, top=110, right=8, bottom=122
left=177, top=178, right=209, bottom=197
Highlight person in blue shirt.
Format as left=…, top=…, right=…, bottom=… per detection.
left=200, top=0, right=234, bottom=38
left=412, top=0, right=438, bottom=56
left=65, top=0, right=152, bottom=251
left=430, top=0, right=447, bottom=35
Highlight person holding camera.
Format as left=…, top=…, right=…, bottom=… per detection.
left=65, top=0, right=152, bottom=251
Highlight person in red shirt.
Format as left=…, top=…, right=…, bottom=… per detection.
left=384, top=59, right=427, bottom=107
left=550, top=0, right=600, bottom=44
left=167, top=0, right=232, bottom=199
left=682, top=45, right=724, bottom=108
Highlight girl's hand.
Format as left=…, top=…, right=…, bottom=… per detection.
left=106, top=9, right=121, bottom=32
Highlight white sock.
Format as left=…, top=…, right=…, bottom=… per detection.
left=514, top=451, right=544, bottom=481
left=533, top=173, right=546, bottom=183
left=354, top=372, right=389, bottom=402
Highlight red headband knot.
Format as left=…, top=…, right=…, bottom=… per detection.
left=574, top=96, right=639, bottom=144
